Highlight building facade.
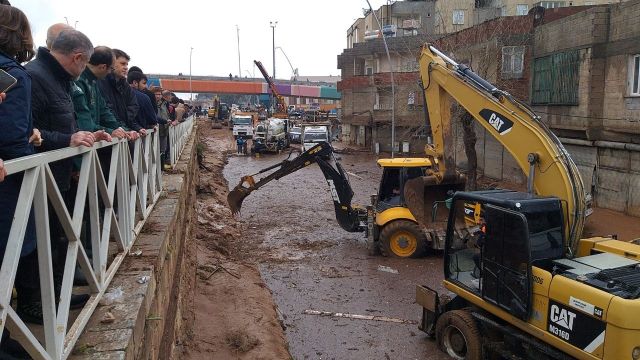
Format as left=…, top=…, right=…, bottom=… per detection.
left=338, top=0, right=640, bottom=215
left=530, top=0, right=640, bottom=215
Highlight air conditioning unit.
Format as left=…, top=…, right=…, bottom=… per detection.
left=364, top=30, right=381, bottom=41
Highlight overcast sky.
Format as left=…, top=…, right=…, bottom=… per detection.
left=13, top=0, right=388, bottom=79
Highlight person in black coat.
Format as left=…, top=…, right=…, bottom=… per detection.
left=98, top=49, right=144, bottom=140
left=24, top=28, right=105, bottom=324
left=26, top=31, right=105, bottom=191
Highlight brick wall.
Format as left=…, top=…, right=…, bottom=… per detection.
left=533, top=7, right=609, bottom=57
left=600, top=0, right=640, bottom=138
left=609, top=0, right=640, bottom=43
left=601, top=54, right=640, bottom=137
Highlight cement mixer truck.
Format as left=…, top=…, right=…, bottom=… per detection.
left=252, top=117, right=291, bottom=154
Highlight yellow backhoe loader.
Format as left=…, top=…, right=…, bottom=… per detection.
left=414, top=44, right=640, bottom=360
left=226, top=141, right=466, bottom=258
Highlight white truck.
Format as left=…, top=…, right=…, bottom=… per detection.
left=301, top=123, right=331, bottom=152
left=232, top=114, right=254, bottom=139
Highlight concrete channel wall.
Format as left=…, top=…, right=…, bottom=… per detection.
left=70, top=127, right=198, bottom=359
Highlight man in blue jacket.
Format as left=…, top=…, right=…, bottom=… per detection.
left=127, top=70, right=166, bottom=129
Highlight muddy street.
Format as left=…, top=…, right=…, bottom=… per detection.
left=186, top=121, right=640, bottom=360
left=224, top=145, right=449, bottom=359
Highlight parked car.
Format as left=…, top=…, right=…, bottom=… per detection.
left=289, top=126, right=301, bottom=143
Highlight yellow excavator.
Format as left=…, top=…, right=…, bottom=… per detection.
left=414, top=44, right=640, bottom=359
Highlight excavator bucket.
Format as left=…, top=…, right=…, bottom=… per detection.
left=227, top=176, right=256, bottom=215
left=404, top=174, right=466, bottom=227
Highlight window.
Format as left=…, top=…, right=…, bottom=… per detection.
left=532, top=50, right=580, bottom=105
left=535, top=1, right=566, bottom=8
left=630, top=54, right=640, bottom=96
left=366, top=67, right=373, bottom=75
left=453, top=10, right=465, bottom=25
left=516, top=4, right=529, bottom=15
left=501, top=46, right=525, bottom=78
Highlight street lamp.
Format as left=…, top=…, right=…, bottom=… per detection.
left=270, top=20, right=278, bottom=113
left=236, top=25, right=241, bottom=78
left=189, top=47, right=194, bottom=102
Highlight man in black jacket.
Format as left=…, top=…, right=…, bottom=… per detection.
left=25, top=29, right=108, bottom=324
left=99, top=49, right=144, bottom=140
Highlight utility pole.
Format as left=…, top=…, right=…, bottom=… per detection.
left=189, top=47, right=194, bottom=102
left=270, top=20, right=278, bottom=113
left=236, top=25, right=241, bottom=78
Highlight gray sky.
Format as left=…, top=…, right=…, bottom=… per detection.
left=13, top=0, right=388, bottom=79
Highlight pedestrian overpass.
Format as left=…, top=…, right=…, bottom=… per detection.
left=146, top=74, right=340, bottom=100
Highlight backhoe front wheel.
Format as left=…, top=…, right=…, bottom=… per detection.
left=435, top=310, right=482, bottom=360
left=379, top=220, right=427, bottom=258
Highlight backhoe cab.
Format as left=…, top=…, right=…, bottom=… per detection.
left=373, top=158, right=466, bottom=257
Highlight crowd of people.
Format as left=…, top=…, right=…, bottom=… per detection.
left=0, top=3, right=195, bottom=357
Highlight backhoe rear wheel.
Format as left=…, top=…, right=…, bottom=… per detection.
left=379, top=220, right=427, bottom=258
left=435, top=310, right=482, bottom=360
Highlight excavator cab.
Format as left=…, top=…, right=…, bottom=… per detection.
left=436, top=190, right=564, bottom=323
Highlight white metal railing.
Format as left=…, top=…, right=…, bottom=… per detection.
left=169, top=115, right=195, bottom=167
left=0, top=129, right=167, bottom=359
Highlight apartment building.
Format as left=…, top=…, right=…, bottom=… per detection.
left=432, top=0, right=621, bottom=33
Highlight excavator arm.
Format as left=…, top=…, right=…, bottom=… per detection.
left=416, top=44, right=587, bottom=256
left=227, top=142, right=366, bottom=233
left=254, top=60, right=287, bottom=115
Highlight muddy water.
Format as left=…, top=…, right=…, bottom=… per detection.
left=224, top=150, right=450, bottom=360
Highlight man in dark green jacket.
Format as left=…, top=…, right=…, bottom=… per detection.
left=72, top=46, right=128, bottom=139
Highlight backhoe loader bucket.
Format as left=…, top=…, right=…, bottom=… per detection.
left=227, top=176, right=256, bottom=215
left=403, top=174, right=466, bottom=227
